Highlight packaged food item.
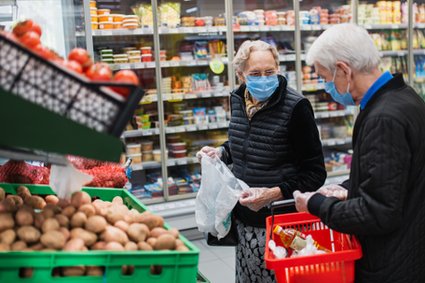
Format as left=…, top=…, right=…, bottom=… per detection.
left=153, top=149, right=161, bottom=162
left=99, top=21, right=113, bottom=29
left=90, top=1, right=96, bottom=8
left=168, top=142, right=186, bottom=151
left=142, top=151, right=153, bottom=162
left=111, top=14, right=125, bottom=22
left=132, top=4, right=153, bottom=27
left=97, top=9, right=110, bottom=15
left=141, top=141, right=154, bottom=151
left=171, top=150, right=187, bottom=158
left=90, top=7, right=97, bottom=16
left=99, top=15, right=113, bottom=22
left=123, top=23, right=139, bottom=29
left=91, top=15, right=98, bottom=23
left=91, top=22, right=98, bottom=30
left=113, top=22, right=122, bottom=29
left=141, top=54, right=153, bottom=62
left=273, top=226, right=330, bottom=253
left=126, top=144, right=141, bottom=155
left=127, top=153, right=142, bottom=164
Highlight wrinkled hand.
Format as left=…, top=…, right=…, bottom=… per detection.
left=293, top=190, right=316, bottom=213
left=239, top=187, right=273, bottom=212
left=317, top=184, right=347, bottom=200
left=196, top=146, right=222, bottom=162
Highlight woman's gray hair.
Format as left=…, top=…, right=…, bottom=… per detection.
left=306, top=23, right=381, bottom=73
left=233, top=40, right=279, bottom=75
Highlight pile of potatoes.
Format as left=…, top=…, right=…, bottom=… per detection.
left=0, top=186, right=189, bottom=254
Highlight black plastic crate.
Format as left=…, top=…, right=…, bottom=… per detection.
left=0, top=34, right=144, bottom=137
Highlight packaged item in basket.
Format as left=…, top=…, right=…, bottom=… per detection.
left=273, top=226, right=330, bottom=253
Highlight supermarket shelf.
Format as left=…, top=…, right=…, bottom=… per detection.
left=300, top=24, right=335, bottom=31
left=321, top=137, right=352, bottom=147
left=234, top=25, right=295, bottom=32
left=110, top=58, right=228, bottom=71
left=167, top=157, right=199, bottom=167
left=380, top=49, right=425, bottom=57
left=302, top=83, right=325, bottom=92
left=92, top=26, right=227, bottom=37
left=315, top=110, right=355, bottom=119
left=131, top=161, right=161, bottom=171
left=416, top=23, right=425, bottom=29
left=141, top=88, right=230, bottom=104
left=361, top=23, right=408, bottom=30
left=123, top=121, right=230, bottom=138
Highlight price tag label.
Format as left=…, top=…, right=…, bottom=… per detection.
left=176, top=159, right=188, bottom=165
left=329, top=112, right=339, bottom=117
left=169, top=61, right=179, bottom=67
left=364, top=24, right=372, bottom=30
left=120, top=64, right=130, bottom=70
left=201, top=92, right=212, bottom=98
left=102, top=30, right=113, bottom=36
left=271, top=26, right=279, bottom=31
left=397, top=51, right=406, bottom=57
left=198, top=125, right=208, bottom=130
left=218, top=121, right=228, bottom=128
left=186, top=94, right=197, bottom=99
left=391, top=24, right=400, bottom=29
left=175, top=126, right=186, bottom=133
left=146, top=62, right=155, bottom=68
left=186, top=125, right=197, bottom=132
left=209, top=123, right=219, bottom=129
left=166, top=127, right=176, bottom=134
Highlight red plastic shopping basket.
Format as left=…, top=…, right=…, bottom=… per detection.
left=265, top=211, right=362, bottom=283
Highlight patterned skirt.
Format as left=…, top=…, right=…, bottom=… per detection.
left=235, top=219, right=276, bottom=283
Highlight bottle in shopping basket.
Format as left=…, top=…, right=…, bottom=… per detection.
left=273, top=225, right=330, bottom=253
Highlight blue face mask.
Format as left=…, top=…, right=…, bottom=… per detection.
left=245, top=74, right=279, bottom=102
left=324, top=70, right=355, bottom=106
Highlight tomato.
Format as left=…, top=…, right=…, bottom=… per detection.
left=33, top=44, right=56, bottom=60
left=64, top=60, right=83, bottom=74
left=85, top=63, right=113, bottom=81
left=68, top=48, right=92, bottom=71
left=12, top=20, right=42, bottom=37
left=19, top=31, right=41, bottom=48
left=111, top=70, right=140, bottom=97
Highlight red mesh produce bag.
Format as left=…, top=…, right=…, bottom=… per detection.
left=82, top=164, right=127, bottom=188
left=67, top=156, right=106, bottom=170
left=0, top=160, right=50, bottom=184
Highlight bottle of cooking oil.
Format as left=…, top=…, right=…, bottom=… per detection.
left=273, top=225, right=330, bottom=253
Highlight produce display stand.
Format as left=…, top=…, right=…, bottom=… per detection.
left=0, top=33, right=144, bottom=163
left=0, top=183, right=200, bottom=283
left=265, top=212, right=362, bottom=283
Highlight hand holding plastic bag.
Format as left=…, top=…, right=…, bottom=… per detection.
left=195, top=154, right=248, bottom=239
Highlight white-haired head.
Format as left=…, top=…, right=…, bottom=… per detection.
left=306, top=23, right=381, bottom=73
left=233, top=40, right=279, bottom=77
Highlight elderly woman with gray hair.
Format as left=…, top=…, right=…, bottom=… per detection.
left=197, top=40, right=326, bottom=282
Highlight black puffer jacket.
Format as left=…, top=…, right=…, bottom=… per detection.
left=222, top=75, right=326, bottom=227
left=308, top=74, right=425, bottom=282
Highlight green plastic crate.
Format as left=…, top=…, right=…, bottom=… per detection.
left=0, top=183, right=199, bottom=283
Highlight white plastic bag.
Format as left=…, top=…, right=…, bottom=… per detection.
left=195, top=155, right=248, bottom=239
left=49, top=160, right=93, bottom=199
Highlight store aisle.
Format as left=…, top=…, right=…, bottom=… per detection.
left=192, top=240, right=236, bottom=283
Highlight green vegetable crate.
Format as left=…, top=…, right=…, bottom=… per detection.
left=0, top=183, right=200, bottom=283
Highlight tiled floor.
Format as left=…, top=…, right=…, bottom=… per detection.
left=193, top=239, right=236, bottom=283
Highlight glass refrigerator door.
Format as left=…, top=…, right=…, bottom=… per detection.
left=299, top=0, right=354, bottom=179
left=156, top=0, right=229, bottom=200
left=413, top=0, right=425, bottom=100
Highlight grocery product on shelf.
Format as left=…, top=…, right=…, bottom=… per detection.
left=358, top=1, right=405, bottom=25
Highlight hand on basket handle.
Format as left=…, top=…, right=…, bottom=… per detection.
left=293, top=190, right=315, bottom=213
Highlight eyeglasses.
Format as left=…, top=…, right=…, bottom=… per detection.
left=246, top=70, right=277, bottom=77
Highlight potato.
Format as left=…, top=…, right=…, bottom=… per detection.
left=17, top=226, right=41, bottom=244
left=112, top=196, right=123, bottom=205
left=169, top=228, right=180, bottom=239
left=6, top=195, right=24, bottom=207
left=87, top=266, right=104, bottom=276
left=105, top=241, right=124, bottom=251
left=28, top=243, right=43, bottom=251
left=0, top=187, right=5, bottom=201
left=105, top=210, right=125, bottom=224
left=175, top=239, right=184, bottom=247
left=146, top=237, right=157, bottom=248
left=34, top=213, right=45, bottom=229
left=17, top=186, right=31, bottom=199
left=45, top=195, right=59, bottom=205
left=0, top=213, right=15, bottom=232
left=71, top=191, right=91, bottom=208
left=70, top=212, right=87, bottom=228
left=176, top=245, right=189, bottom=251
left=101, top=226, right=128, bottom=245
left=81, top=246, right=88, bottom=251
left=0, top=229, right=16, bottom=245
left=114, top=220, right=129, bottom=232
left=3, top=198, right=18, bottom=212
left=91, top=241, right=107, bottom=250
left=150, top=227, right=169, bottom=238
left=59, top=227, right=70, bottom=241
left=55, top=214, right=69, bottom=228
left=61, top=206, right=76, bottom=218
left=138, top=213, right=164, bottom=230
left=62, top=266, right=86, bottom=276
left=137, top=241, right=153, bottom=251
left=0, top=243, right=10, bottom=251
left=127, top=223, right=149, bottom=243
left=41, top=230, right=66, bottom=249
left=42, top=218, right=60, bottom=233
left=16, top=207, right=34, bottom=226
left=125, top=241, right=138, bottom=251
left=85, top=215, right=107, bottom=233
left=26, top=195, right=46, bottom=209
left=42, top=204, right=61, bottom=219
left=70, top=228, right=97, bottom=246
left=79, top=204, right=96, bottom=217
left=63, top=238, right=85, bottom=251
left=57, top=198, right=70, bottom=208
left=11, top=241, right=27, bottom=251
left=154, top=234, right=176, bottom=250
